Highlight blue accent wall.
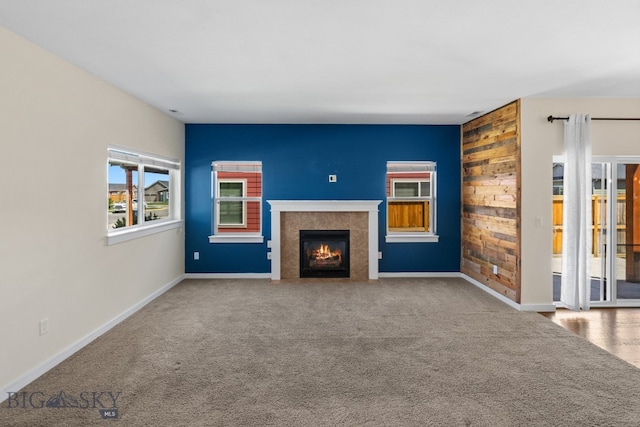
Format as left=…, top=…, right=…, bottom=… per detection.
left=185, top=124, right=461, bottom=274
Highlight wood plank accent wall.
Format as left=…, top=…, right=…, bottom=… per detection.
left=461, top=100, right=521, bottom=303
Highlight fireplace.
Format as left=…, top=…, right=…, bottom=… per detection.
left=267, top=200, right=381, bottom=281
left=300, top=230, right=350, bottom=278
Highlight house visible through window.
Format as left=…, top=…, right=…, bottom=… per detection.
left=386, top=161, right=438, bottom=243
left=211, top=161, right=263, bottom=243
left=107, top=147, right=181, bottom=245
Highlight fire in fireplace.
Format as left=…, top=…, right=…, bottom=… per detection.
left=300, top=230, right=350, bottom=278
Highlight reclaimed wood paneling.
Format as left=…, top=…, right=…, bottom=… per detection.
left=461, top=100, right=521, bottom=303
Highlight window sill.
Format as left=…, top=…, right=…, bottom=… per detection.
left=385, top=234, right=439, bottom=243
left=209, top=234, right=264, bottom=244
left=107, top=219, right=182, bottom=246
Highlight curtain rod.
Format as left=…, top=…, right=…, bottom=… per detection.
left=547, top=115, right=640, bottom=123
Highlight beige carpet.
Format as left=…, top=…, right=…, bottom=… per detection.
left=2, top=278, right=640, bottom=426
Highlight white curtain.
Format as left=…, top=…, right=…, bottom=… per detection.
left=560, top=114, right=592, bottom=311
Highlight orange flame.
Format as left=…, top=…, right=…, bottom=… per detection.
left=312, top=243, right=342, bottom=261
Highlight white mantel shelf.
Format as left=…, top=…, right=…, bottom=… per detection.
left=267, top=200, right=382, bottom=280
left=268, top=200, right=382, bottom=212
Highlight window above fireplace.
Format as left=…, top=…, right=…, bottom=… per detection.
left=210, top=161, right=263, bottom=243
left=386, top=161, right=438, bottom=243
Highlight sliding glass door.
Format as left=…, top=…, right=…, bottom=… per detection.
left=553, top=157, right=640, bottom=307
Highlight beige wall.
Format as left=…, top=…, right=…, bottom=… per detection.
left=520, top=98, right=640, bottom=307
left=0, top=27, right=184, bottom=392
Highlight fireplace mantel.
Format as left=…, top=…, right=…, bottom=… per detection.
left=267, top=200, right=381, bottom=280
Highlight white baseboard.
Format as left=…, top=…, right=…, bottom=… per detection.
left=459, top=273, right=522, bottom=310
left=378, top=272, right=461, bottom=278
left=1, top=274, right=184, bottom=404
left=187, top=272, right=461, bottom=280
left=519, top=303, right=557, bottom=312
left=459, top=273, right=555, bottom=312
left=184, top=273, right=272, bottom=279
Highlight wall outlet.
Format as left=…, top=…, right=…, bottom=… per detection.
left=193, top=251, right=199, bottom=260
left=329, top=174, right=337, bottom=182
left=267, top=252, right=272, bottom=260
left=39, top=318, right=49, bottom=336
left=378, top=251, right=383, bottom=259
left=493, top=265, right=498, bottom=275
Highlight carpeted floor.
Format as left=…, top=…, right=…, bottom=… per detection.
left=3, top=277, right=640, bottom=426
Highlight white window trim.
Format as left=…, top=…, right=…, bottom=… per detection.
left=386, top=162, right=438, bottom=243
left=385, top=233, right=439, bottom=243
left=210, top=161, right=263, bottom=244
left=108, top=219, right=183, bottom=245
left=209, top=233, right=264, bottom=244
left=107, top=146, right=181, bottom=245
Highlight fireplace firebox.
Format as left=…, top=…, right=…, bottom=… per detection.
left=299, top=230, right=350, bottom=278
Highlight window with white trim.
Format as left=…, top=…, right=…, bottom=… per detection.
left=211, top=161, right=263, bottom=243
left=386, top=161, right=438, bottom=243
left=218, top=180, right=246, bottom=227
left=107, top=147, right=181, bottom=245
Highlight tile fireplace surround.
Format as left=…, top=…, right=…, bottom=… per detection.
left=268, top=200, right=381, bottom=281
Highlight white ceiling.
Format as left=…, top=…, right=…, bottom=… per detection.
left=1, top=0, right=639, bottom=124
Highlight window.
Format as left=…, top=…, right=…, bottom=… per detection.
left=218, top=181, right=246, bottom=227
left=107, top=147, right=181, bottom=245
left=211, top=161, right=263, bottom=243
left=386, top=161, right=438, bottom=243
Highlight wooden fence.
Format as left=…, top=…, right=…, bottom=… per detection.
left=553, top=194, right=626, bottom=256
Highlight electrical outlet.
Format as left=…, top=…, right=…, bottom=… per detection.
left=378, top=251, right=383, bottom=259
left=267, top=252, right=272, bottom=260
left=329, top=174, right=337, bottom=182
left=493, top=265, right=498, bottom=275
left=39, top=318, right=49, bottom=336
left=193, top=251, right=199, bottom=260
